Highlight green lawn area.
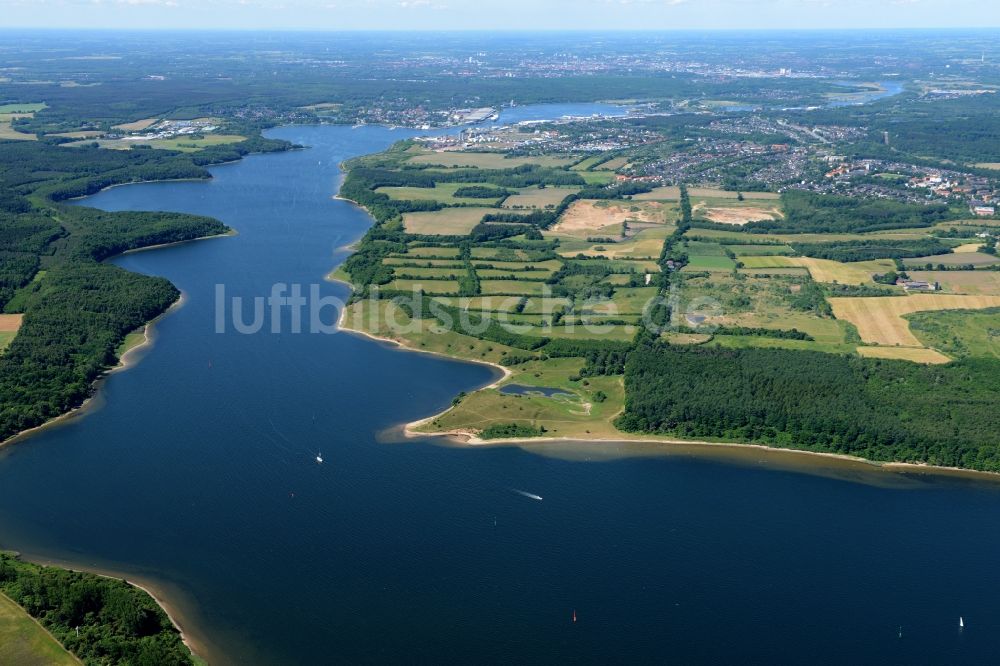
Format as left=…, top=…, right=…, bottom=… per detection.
left=390, top=266, right=467, bottom=279
left=0, top=592, right=79, bottom=666
left=578, top=171, right=616, bottom=184
left=503, top=186, right=580, bottom=209
left=406, top=246, right=461, bottom=258
left=376, top=182, right=503, bottom=205
left=0, top=331, right=16, bottom=353
left=402, top=208, right=495, bottom=235
left=0, top=103, right=46, bottom=113
left=909, top=307, right=1000, bottom=359
left=386, top=278, right=460, bottom=294
left=685, top=255, right=737, bottom=271
left=384, top=257, right=465, bottom=268
left=476, top=269, right=554, bottom=280
left=479, top=280, right=550, bottom=295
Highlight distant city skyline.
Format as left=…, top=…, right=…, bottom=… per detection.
left=2, top=0, right=999, bottom=31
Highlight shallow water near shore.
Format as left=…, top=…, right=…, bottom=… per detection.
left=2, top=111, right=1000, bottom=664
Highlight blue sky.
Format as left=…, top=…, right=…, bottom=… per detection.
left=2, top=0, right=997, bottom=31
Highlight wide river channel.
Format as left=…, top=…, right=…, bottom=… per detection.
left=1, top=103, right=999, bottom=664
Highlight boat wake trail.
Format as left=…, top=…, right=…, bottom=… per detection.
left=511, top=488, right=543, bottom=501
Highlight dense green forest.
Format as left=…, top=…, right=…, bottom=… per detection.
left=742, top=191, right=957, bottom=234
left=617, top=343, right=1000, bottom=471
left=0, top=552, right=193, bottom=665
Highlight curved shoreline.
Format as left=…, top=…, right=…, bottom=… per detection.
left=331, top=198, right=1000, bottom=485
left=7, top=550, right=213, bottom=665
left=0, top=292, right=188, bottom=451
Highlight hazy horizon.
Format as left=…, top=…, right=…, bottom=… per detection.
left=2, top=0, right=998, bottom=32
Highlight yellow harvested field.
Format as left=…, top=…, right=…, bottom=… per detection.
left=551, top=200, right=666, bottom=237
left=953, top=243, right=985, bottom=253
left=789, top=257, right=894, bottom=285
left=402, top=207, right=494, bottom=235
left=975, top=163, right=1000, bottom=170
left=856, top=346, right=952, bottom=364
left=113, top=117, right=158, bottom=131
left=0, top=113, right=36, bottom=141
left=702, top=205, right=781, bottom=225
left=830, top=294, right=1000, bottom=346
left=0, top=314, right=23, bottom=332
left=909, top=271, right=1000, bottom=295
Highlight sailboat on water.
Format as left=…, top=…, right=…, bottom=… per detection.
left=316, top=452, right=324, bottom=464
left=959, top=616, right=965, bottom=629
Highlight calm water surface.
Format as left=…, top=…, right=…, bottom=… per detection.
left=1, top=108, right=999, bottom=664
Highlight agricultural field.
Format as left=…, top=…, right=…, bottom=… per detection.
left=0, top=315, right=23, bottom=353
left=549, top=200, right=670, bottom=238
left=112, top=117, right=158, bottom=131
left=829, top=294, right=1000, bottom=347
left=402, top=207, right=495, bottom=235
left=789, top=257, right=895, bottom=285
left=502, top=186, right=580, bottom=209
left=340, top=133, right=1000, bottom=455
left=904, top=252, right=1000, bottom=268
left=377, top=182, right=504, bottom=205
left=0, top=103, right=44, bottom=141
left=908, top=271, right=1000, bottom=295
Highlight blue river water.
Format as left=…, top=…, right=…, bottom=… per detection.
left=0, top=104, right=999, bottom=664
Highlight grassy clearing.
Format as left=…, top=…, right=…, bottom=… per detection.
left=415, top=356, right=627, bottom=440
left=409, top=152, right=573, bottom=169
left=557, top=226, right=674, bottom=260
left=0, top=114, right=37, bottom=141
left=909, top=307, right=1000, bottom=359
left=114, top=331, right=146, bottom=358
left=386, top=279, right=460, bottom=294
left=789, top=257, right=895, bottom=285
left=384, top=257, right=465, bottom=268
left=502, top=186, right=580, bottom=209
left=376, top=182, right=501, bottom=205
left=0, top=314, right=23, bottom=352
left=975, top=163, right=1000, bottom=170
left=407, top=246, right=461, bottom=258
left=732, top=244, right=795, bottom=256
left=855, top=346, right=951, bottom=364
left=684, top=254, right=736, bottom=271
left=0, top=592, right=79, bottom=666
left=112, top=117, right=158, bottom=131
left=479, top=280, right=549, bottom=296
left=0, top=103, right=46, bottom=114
left=829, top=294, right=1000, bottom=346
left=578, top=171, right=616, bottom=185
left=402, top=208, right=494, bottom=235
left=391, top=266, right=467, bottom=279
left=476, top=269, right=553, bottom=280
